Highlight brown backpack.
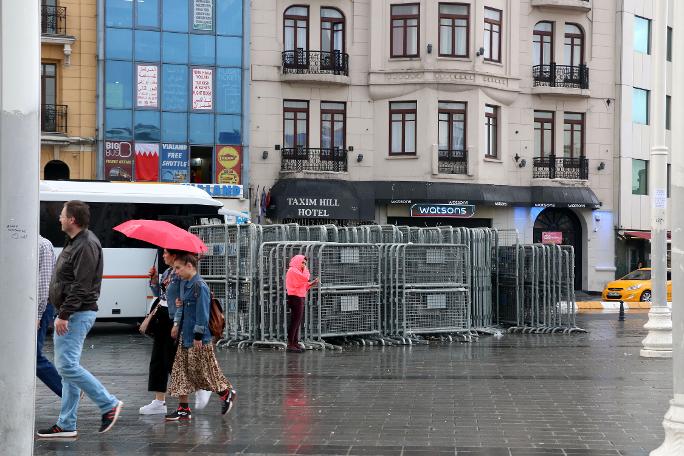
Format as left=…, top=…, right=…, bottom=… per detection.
left=193, top=281, right=225, bottom=341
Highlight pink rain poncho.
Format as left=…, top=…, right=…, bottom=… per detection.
left=285, top=255, right=311, bottom=298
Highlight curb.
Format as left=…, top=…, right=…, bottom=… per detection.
left=577, top=301, right=672, bottom=311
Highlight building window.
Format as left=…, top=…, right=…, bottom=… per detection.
left=484, top=104, right=498, bottom=158
left=633, top=87, right=649, bottom=125
left=632, top=159, right=648, bottom=195
left=321, top=8, right=345, bottom=55
left=321, top=102, right=346, bottom=150
left=667, top=95, right=671, bottom=130
left=391, top=4, right=419, bottom=58
left=483, top=7, right=502, bottom=62
left=438, top=102, right=466, bottom=152
left=668, top=164, right=671, bottom=197
left=284, top=6, right=309, bottom=52
left=534, top=111, right=554, bottom=157
left=41, top=63, right=57, bottom=106
left=533, top=21, right=553, bottom=66
left=563, top=113, right=584, bottom=158
left=438, top=3, right=469, bottom=57
left=283, top=100, right=309, bottom=148
left=390, top=101, right=417, bottom=155
left=564, top=24, right=584, bottom=66
left=667, top=27, right=673, bottom=61
left=634, top=16, right=651, bottom=54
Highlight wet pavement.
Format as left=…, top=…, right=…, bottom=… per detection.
left=34, top=311, right=671, bottom=455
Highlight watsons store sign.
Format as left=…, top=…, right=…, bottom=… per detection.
left=410, top=204, right=476, bottom=218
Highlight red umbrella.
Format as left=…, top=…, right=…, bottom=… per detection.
left=113, top=220, right=208, bottom=254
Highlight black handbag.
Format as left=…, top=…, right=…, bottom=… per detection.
left=139, top=297, right=162, bottom=337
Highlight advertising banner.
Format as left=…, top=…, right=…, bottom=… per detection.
left=215, top=145, right=242, bottom=184
left=136, top=65, right=158, bottom=108
left=104, top=140, right=134, bottom=181
left=134, top=143, right=159, bottom=181
left=160, top=144, right=189, bottom=183
left=193, top=0, right=213, bottom=31
left=192, top=68, right=213, bottom=110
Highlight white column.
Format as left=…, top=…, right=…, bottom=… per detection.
left=0, top=0, right=41, bottom=454
left=641, top=0, right=672, bottom=358
left=650, top=0, right=684, bottom=453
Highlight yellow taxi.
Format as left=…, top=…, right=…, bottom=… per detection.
left=602, top=268, right=672, bottom=302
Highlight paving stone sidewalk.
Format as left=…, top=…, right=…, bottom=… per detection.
left=34, top=311, right=671, bottom=455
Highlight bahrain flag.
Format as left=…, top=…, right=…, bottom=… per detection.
left=135, top=143, right=160, bottom=181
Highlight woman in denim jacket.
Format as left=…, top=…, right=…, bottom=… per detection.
left=166, top=253, right=236, bottom=421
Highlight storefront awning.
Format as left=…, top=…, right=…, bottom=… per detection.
left=623, top=230, right=672, bottom=240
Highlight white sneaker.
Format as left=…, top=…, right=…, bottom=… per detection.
left=139, top=399, right=167, bottom=415
left=194, top=390, right=212, bottom=410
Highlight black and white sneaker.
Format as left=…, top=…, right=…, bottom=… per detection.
left=98, top=400, right=123, bottom=433
left=165, top=406, right=192, bottom=421
left=221, top=389, right=237, bottom=415
left=36, top=424, right=78, bottom=438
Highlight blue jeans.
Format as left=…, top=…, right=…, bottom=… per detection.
left=54, top=311, right=118, bottom=431
left=37, top=304, right=62, bottom=397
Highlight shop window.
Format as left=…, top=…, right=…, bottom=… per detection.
left=189, top=146, right=213, bottom=183
left=161, top=64, right=188, bottom=111
left=162, top=32, right=189, bottom=64
left=190, top=34, right=215, bottom=65
left=106, top=0, right=132, bottom=27
left=633, top=87, right=649, bottom=125
left=634, top=16, right=651, bottom=54
left=134, top=110, right=161, bottom=141
left=391, top=4, right=419, bottom=58
left=217, top=0, right=242, bottom=36
left=216, top=114, right=241, bottom=144
left=135, top=30, right=160, bottom=61
left=216, top=68, right=241, bottom=114
left=105, top=109, right=133, bottom=140
left=105, top=61, right=133, bottom=109
left=162, top=112, right=187, bottom=143
left=217, top=36, right=242, bottom=66
left=106, top=28, right=133, bottom=60
left=632, top=159, right=648, bottom=195
left=189, top=113, right=214, bottom=144
left=163, top=0, right=189, bottom=32
left=136, top=0, right=159, bottom=28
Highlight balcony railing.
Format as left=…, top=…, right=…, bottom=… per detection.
left=281, top=147, right=348, bottom=172
left=42, top=6, right=67, bottom=35
left=41, top=104, right=68, bottom=133
left=282, top=50, right=349, bottom=76
left=533, top=155, right=588, bottom=180
left=532, top=63, right=589, bottom=89
left=438, top=149, right=467, bottom=175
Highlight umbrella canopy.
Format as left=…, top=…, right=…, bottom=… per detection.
left=113, top=219, right=208, bottom=254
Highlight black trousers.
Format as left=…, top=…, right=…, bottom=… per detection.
left=287, top=295, right=305, bottom=347
left=148, top=306, right=176, bottom=393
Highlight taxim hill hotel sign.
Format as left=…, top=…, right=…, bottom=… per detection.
left=410, top=204, right=476, bottom=218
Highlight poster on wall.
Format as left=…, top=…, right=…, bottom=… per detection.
left=136, top=65, right=158, bottom=108
left=542, top=231, right=564, bottom=245
left=215, top=145, right=242, bottom=184
left=134, top=143, right=159, bottom=182
left=160, top=144, right=190, bottom=183
left=192, top=68, right=213, bottom=110
left=104, top=140, right=134, bottom=181
left=193, top=0, right=213, bottom=31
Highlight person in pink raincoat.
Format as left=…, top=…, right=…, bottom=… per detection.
left=285, top=255, right=318, bottom=353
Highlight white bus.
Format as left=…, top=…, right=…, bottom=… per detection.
left=40, top=180, right=223, bottom=322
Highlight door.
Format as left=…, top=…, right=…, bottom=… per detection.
left=533, top=208, right=583, bottom=290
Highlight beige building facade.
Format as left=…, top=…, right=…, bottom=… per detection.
left=250, top=0, right=617, bottom=291
left=41, top=0, right=97, bottom=180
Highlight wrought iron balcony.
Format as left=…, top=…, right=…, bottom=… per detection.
left=533, top=155, right=588, bottom=180
left=282, top=50, right=349, bottom=76
left=532, top=63, right=589, bottom=89
left=41, top=104, right=68, bottom=133
left=281, top=147, right=348, bottom=172
left=42, top=6, right=67, bottom=35
left=437, top=149, right=467, bottom=175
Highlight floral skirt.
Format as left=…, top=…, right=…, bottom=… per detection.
left=168, top=343, right=232, bottom=397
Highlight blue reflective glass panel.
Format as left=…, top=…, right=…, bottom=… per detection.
left=217, top=0, right=242, bottom=36
left=163, top=0, right=189, bottom=32
left=135, top=30, right=161, bottom=61
left=216, top=68, right=241, bottom=114
left=162, top=112, right=188, bottom=142
left=134, top=110, right=161, bottom=141
left=190, top=34, right=215, bottom=65
left=105, top=61, right=133, bottom=109
left=106, top=0, right=132, bottom=27
left=106, top=28, right=133, bottom=60
left=189, top=113, right=214, bottom=144
left=162, top=32, right=189, bottom=63
left=136, top=0, right=159, bottom=28
left=105, top=109, right=133, bottom=140
left=216, top=114, right=241, bottom=144
left=217, top=36, right=242, bottom=67
left=161, top=64, right=188, bottom=111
